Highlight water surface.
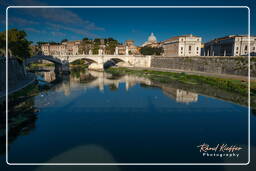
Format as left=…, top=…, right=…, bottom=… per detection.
left=1, top=67, right=253, bottom=165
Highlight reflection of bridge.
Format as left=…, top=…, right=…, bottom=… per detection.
left=24, top=54, right=152, bottom=72
left=47, top=70, right=198, bottom=103
left=78, top=71, right=152, bottom=91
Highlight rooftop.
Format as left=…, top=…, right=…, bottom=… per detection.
left=163, top=34, right=200, bottom=43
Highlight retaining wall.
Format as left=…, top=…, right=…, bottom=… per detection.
left=151, top=56, right=256, bottom=77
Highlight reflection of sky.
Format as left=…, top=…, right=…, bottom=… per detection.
left=35, top=81, right=247, bottom=112
left=6, top=71, right=249, bottom=164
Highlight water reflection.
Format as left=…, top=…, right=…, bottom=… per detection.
left=36, top=69, right=199, bottom=104
left=0, top=67, right=252, bottom=164
left=0, top=97, right=38, bottom=155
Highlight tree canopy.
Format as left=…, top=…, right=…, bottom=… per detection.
left=61, top=39, right=68, bottom=43
left=79, top=37, right=119, bottom=55
left=0, top=28, right=31, bottom=61
left=140, top=46, right=163, bottom=55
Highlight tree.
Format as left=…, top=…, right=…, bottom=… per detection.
left=105, top=38, right=118, bottom=54
left=49, top=41, right=59, bottom=45
left=61, top=39, right=68, bottom=43
left=0, top=28, right=31, bottom=61
left=140, top=46, right=163, bottom=55
left=79, top=38, right=93, bottom=54
left=82, top=37, right=89, bottom=41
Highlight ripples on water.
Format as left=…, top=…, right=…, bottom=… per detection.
left=1, top=67, right=255, bottom=168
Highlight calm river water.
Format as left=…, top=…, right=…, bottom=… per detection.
left=1, top=67, right=256, bottom=170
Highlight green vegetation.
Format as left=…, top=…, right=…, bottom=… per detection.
left=0, top=29, right=32, bottom=61
left=9, top=83, right=40, bottom=101
left=70, top=59, right=88, bottom=69
left=140, top=46, right=163, bottom=55
left=106, top=67, right=254, bottom=96
left=79, top=37, right=119, bottom=55
left=61, top=39, right=68, bottom=43
left=28, top=63, right=55, bottom=70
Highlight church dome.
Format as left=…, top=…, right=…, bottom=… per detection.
left=148, top=32, right=157, bottom=43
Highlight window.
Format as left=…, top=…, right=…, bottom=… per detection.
left=181, top=47, right=183, bottom=50
left=253, top=47, right=256, bottom=50
left=189, top=46, right=192, bottom=51
left=245, top=45, right=248, bottom=51
left=196, top=47, right=199, bottom=50
left=236, top=47, right=239, bottom=50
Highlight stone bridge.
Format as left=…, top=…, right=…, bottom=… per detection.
left=25, top=54, right=152, bottom=72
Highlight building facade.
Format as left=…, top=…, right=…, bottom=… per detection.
left=162, top=34, right=202, bottom=57
left=41, top=40, right=81, bottom=56
left=116, top=40, right=138, bottom=55
left=125, top=40, right=138, bottom=55
left=204, top=35, right=256, bottom=56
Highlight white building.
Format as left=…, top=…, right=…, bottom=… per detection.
left=162, top=34, right=202, bottom=57
left=204, top=35, right=256, bottom=56
left=142, top=32, right=159, bottom=47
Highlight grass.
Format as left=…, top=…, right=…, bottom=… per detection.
left=8, top=83, right=40, bottom=101
left=70, top=64, right=88, bottom=69
left=106, top=67, right=254, bottom=96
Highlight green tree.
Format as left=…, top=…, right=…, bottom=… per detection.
left=0, top=28, right=31, bottom=61
left=82, top=37, right=89, bottom=41
left=105, top=37, right=118, bottom=54
left=61, top=39, right=68, bottom=43
left=79, top=38, right=93, bottom=54
left=140, top=46, right=163, bottom=55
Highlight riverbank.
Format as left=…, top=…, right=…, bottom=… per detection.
left=106, top=67, right=255, bottom=96
left=0, top=73, right=36, bottom=104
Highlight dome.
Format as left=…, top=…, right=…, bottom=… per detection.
left=148, top=32, right=157, bottom=43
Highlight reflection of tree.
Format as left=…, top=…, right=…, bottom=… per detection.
left=252, top=109, right=256, bottom=116
left=109, top=84, right=118, bottom=91
left=140, top=83, right=159, bottom=89
left=80, top=73, right=97, bottom=83
left=0, top=97, right=38, bottom=155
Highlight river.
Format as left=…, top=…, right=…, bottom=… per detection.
left=0, top=66, right=255, bottom=170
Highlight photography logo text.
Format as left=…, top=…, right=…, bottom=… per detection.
left=197, top=143, right=243, bottom=158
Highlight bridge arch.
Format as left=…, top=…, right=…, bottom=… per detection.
left=69, top=57, right=98, bottom=65
left=24, top=55, right=69, bottom=73
left=24, top=55, right=63, bottom=65
left=104, top=57, right=130, bottom=68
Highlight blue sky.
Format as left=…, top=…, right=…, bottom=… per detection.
left=0, top=0, right=255, bottom=46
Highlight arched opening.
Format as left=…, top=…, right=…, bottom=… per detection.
left=26, top=59, right=58, bottom=83
left=104, top=58, right=127, bottom=69
left=69, top=58, right=97, bottom=67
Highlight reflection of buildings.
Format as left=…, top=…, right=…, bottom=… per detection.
left=162, top=34, right=202, bottom=57
left=176, top=89, right=198, bottom=103
left=43, top=71, right=56, bottom=82
left=73, top=71, right=151, bottom=92
left=162, top=86, right=198, bottom=103
left=204, top=35, right=256, bottom=56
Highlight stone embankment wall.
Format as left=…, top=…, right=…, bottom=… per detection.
left=151, top=56, right=256, bottom=77
left=0, top=58, right=6, bottom=92
left=0, top=58, right=29, bottom=95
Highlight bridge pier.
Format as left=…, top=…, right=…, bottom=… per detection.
left=55, top=62, right=70, bottom=74
left=88, top=63, right=104, bottom=71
